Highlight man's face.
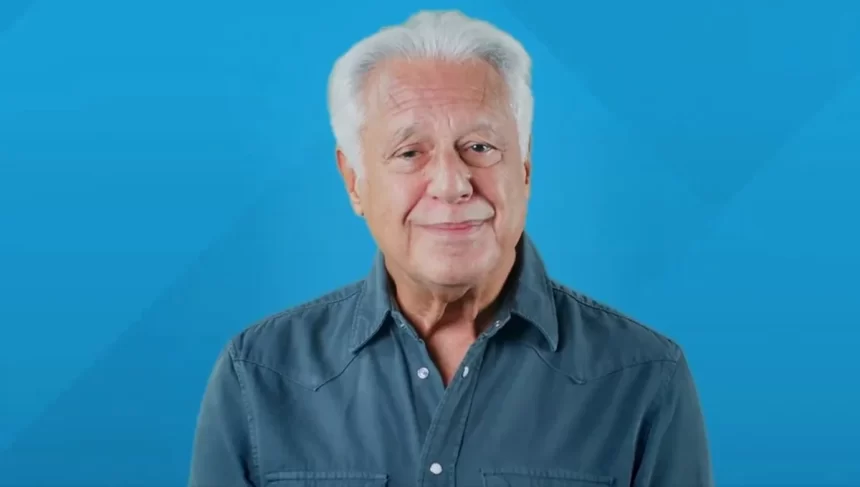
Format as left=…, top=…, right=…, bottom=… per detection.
left=338, top=57, right=531, bottom=288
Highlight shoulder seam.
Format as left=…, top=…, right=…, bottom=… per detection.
left=226, top=340, right=261, bottom=486
left=649, top=354, right=683, bottom=422
left=550, top=280, right=680, bottom=354
left=278, top=280, right=364, bottom=315
left=234, top=281, right=364, bottom=352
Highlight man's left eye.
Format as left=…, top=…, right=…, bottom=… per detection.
left=469, top=144, right=494, bottom=153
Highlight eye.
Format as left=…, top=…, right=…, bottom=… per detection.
left=461, top=142, right=502, bottom=167
left=468, top=143, right=495, bottom=154
left=389, top=148, right=425, bottom=174
left=398, top=150, right=420, bottom=159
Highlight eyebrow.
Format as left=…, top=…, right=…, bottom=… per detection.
left=390, top=123, right=419, bottom=147
left=466, top=120, right=502, bottom=138
left=388, top=119, right=501, bottom=145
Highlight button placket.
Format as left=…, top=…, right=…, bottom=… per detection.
left=415, top=336, right=492, bottom=486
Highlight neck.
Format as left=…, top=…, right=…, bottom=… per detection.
left=386, top=249, right=517, bottom=340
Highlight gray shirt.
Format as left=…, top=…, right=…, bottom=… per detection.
left=188, top=233, right=713, bottom=487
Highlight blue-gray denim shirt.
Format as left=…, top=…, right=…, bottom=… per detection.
left=189, top=233, right=713, bottom=486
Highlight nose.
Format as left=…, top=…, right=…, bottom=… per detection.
left=425, top=148, right=473, bottom=203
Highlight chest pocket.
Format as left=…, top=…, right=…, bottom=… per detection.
left=481, top=468, right=614, bottom=487
left=265, top=471, right=388, bottom=487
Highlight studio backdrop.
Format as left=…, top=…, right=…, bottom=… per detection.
left=1, top=1, right=859, bottom=485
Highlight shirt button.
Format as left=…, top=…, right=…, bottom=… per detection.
left=494, top=320, right=502, bottom=328
left=417, top=367, right=430, bottom=379
left=462, top=366, right=470, bottom=378
left=429, top=463, right=443, bottom=475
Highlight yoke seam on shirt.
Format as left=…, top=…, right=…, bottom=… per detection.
left=577, top=338, right=682, bottom=382
left=233, top=358, right=317, bottom=390
left=233, top=356, right=360, bottom=392
left=587, top=357, right=679, bottom=383
left=550, top=282, right=678, bottom=348
left=527, top=340, right=678, bottom=383
left=228, top=341, right=261, bottom=487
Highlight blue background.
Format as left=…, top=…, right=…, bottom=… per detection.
left=1, top=1, right=859, bottom=485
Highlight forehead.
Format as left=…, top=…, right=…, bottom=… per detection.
left=363, top=58, right=512, bottom=129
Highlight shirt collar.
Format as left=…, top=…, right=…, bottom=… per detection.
left=349, top=232, right=559, bottom=353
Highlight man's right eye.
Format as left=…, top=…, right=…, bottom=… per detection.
left=398, top=150, right=420, bottom=159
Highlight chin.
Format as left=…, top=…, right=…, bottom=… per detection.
left=416, top=248, right=499, bottom=287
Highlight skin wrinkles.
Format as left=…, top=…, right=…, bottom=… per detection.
left=336, top=56, right=531, bottom=384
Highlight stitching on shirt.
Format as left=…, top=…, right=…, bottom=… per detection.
left=308, top=352, right=361, bottom=391
left=631, top=358, right=681, bottom=487
left=549, top=281, right=679, bottom=349
left=587, top=357, right=678, bottom=382
left=234, top=352, right=360, bottom=392
left=233, top=358, right=319, bottom=391
left=229, top=283, right=367, bottom=390
left=657, top=357, right=681, bottom=408
left=349, top=280, right=368, bottom=349
left=232, top=283, right=364, bottom=365
left=648, top=359, right=683, bottom=427
left=523, top=340, right=678, bottom=383
left=241, top=281, right=364, bottom=338
left=228, top=341, right=261, bottom=486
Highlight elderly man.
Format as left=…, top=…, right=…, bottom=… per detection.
left=189, top=10, right=712, bottom=487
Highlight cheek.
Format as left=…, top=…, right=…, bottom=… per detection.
left=475, top=170, right=525, bottom=220
left=473, top=173, right=507, bottom=208
left=368, top=174, right=425, bottom=222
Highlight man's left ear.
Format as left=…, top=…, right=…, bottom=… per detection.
left=523, top=135, right=532, bottom=190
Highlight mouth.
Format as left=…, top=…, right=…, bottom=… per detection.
left=418, top=219, right=487, bottom=237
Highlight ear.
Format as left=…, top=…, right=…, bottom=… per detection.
left=336, top=148, right=364, bottom=217
left=523, top=136, right=532, bottom=198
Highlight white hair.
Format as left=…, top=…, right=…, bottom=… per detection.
left=327, top=10, right=534, bottom=175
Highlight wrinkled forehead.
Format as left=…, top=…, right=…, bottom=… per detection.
left=362, top=58, right=514, bottom=131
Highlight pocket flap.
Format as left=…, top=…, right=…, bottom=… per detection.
left=481, top=467, right=614, bottom=486
left=265, top=471, right=388, bottom=487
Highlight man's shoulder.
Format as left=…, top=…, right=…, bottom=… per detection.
left=549, top=278, right=683, bottom=382
left=225, top=279, right=367, bottom=389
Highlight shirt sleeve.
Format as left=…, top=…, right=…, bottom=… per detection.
left=188, top=340, right=258, bottom=487
left=632, top=349, right=714, bottom=487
